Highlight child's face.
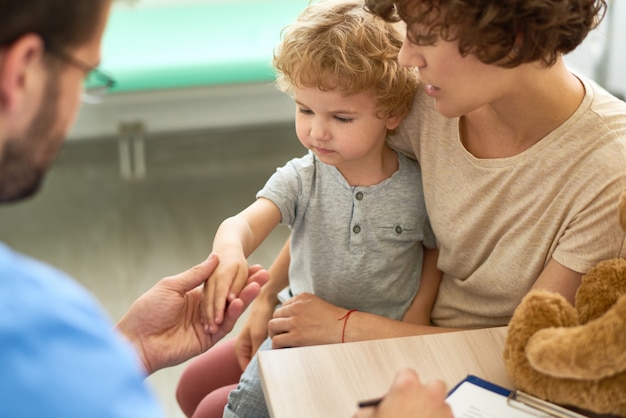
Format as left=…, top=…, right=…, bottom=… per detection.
left=293, top=86, right=400, bottom=168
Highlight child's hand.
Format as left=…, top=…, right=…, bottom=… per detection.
left=202, top=250, right=251, bottom=333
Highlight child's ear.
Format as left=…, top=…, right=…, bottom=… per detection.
left=385, top=114, right=403, bottom=131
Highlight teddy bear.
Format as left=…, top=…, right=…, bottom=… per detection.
left=503, top=191, right=626, bottom=417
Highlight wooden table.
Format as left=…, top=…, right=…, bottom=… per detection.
left=258, top=327, right=511, bottom=418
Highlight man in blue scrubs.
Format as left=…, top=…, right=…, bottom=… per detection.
left=0, top=1, right=268, bottom=416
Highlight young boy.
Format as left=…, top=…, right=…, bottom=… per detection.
left=177, top=1, right=440, bottom=417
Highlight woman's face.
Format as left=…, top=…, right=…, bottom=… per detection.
left=398, top=34, right=520, bottom=118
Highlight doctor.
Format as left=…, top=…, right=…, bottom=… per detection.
left=0, top=1, right=268, bottom=417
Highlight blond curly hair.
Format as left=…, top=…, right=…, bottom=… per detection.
left=273, top=0, right=419, bottom=120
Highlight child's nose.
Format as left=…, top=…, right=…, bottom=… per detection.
left=310, top=120, right=331, bottom=141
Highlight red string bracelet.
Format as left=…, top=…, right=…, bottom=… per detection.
left=337, top=309, right=358, bottom=343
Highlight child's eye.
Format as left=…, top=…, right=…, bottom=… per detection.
left=298, top=108, right=313, bottom=115
left=334, top=116, right=353, bottom=123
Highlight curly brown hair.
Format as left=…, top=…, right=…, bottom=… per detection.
left=364, top=0, right=607, bottom=67
left=273, top=0, right=419, bottom=120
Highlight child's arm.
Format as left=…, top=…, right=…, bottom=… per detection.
left=205, top=198, right=281, bottom=332
left=235, top=238, right=291, bottom=369
left=402, top=248, right=442, bottom=325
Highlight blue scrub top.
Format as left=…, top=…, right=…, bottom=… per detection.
left=0, top=243, right=162, bottom=418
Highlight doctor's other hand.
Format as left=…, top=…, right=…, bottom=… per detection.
left=353, top=369, right=453, bottom=418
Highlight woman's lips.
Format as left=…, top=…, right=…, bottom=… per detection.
left=426, top=84, right=441, bottom=96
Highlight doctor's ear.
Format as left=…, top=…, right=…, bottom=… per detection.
left=0, top=34, right=46, bottom=113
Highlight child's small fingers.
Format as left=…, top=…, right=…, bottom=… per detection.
left=204, top=279, right=217, bottom=327
left=214, top=280, right=232, bottom=325
left=230, top=269, right=250, bottom=301
left=199, top=287, right=210, bottom=334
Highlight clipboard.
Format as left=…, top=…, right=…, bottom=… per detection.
left=507, top=390, right=590, bottom=418
left=446, top=375, right=591, bottom=418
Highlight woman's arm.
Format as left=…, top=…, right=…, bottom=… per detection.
left=235, top=238, right=291, bottom=369
left=531, top=258, right=583, bottom=304
left=266, top=241, right=458, bottom=348
left=402, top=248, right=442, bottom=325
left=337, top=257, right=581, bottom=345
left=269, top=293, right=459, bottom=348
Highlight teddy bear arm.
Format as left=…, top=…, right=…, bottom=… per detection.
left=526, top=295, right=626, bottom=380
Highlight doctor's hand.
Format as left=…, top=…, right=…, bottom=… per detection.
left=117, top=253, right=269, bottom=375
left=353, top=369, right=453, bottom=418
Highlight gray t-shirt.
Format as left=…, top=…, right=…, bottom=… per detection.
left=257, top=151, right=435, bottom=320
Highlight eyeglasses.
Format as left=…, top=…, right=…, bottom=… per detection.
left=43, top=41, right=116, bottom=104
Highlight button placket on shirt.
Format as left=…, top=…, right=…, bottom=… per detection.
left=350, top=189, right=364, bottom=248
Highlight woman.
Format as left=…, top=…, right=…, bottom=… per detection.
left=347, top=1, right=626, bottom=414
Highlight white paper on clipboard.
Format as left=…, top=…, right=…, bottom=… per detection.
left=446, top=375, right=590, bottom=418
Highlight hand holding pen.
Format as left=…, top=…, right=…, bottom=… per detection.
left=353, top=369, right=453, bottom=418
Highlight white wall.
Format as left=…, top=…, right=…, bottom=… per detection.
left=114, top=0, right=624, bottom=96
left=113, top=0, right=268, bottom=9
left=565, top=0, right=625, bottom=98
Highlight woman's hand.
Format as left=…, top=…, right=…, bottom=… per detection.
left=234, top=294, right=276, bottom=370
